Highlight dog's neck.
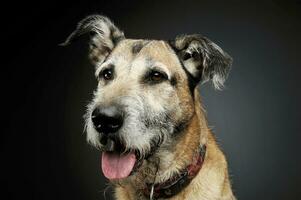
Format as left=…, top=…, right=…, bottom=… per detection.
left=123, top=90, right=210, bottom=198
left=141, top=144, right=206, bottom=199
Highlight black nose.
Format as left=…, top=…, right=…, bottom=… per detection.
left=91, top=105, right=124, bottom=135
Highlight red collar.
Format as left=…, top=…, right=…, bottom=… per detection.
left=142, top=145, right=206, bottom=199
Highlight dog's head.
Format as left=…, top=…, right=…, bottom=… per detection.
left=63, top=15, right=232, bottom=180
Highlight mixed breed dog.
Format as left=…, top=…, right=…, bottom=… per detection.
left=63, top=15, right=235, bottom=200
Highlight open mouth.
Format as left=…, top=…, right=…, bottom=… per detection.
left=101, top=138, right=143, bottom=180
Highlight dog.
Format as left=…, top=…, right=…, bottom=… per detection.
left=63, top=15, right=236, bottom=200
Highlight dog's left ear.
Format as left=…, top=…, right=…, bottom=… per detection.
left=170, top=34, right=232, bottom=90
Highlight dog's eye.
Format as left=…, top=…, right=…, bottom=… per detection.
left=149, top=71, right=167, bottom=83
left=100, top=68, right=114, bottom=81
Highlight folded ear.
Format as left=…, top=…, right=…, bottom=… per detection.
left=61, top=15, right=125, bottom=64
left=170, top=34, right=232, bottom=90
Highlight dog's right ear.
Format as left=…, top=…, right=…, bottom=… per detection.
left=61, top=15, right=125, bottom=64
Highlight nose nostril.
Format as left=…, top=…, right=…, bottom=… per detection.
left=111, top=124, right=119, bottom=129
left=91, top=106, right=124, bottom=135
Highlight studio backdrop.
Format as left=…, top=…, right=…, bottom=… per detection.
left=2, top=1, right=300, bottom=200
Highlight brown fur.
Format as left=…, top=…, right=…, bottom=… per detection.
left=94, top=40, right=235, bottom=199
left=112, top=89, right=235, bottom=200
left=63, top=15, right=235, bottom=200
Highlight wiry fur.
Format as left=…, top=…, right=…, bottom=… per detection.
left=170, top=34, right=233, bottom=90
left=63, top=15, right=235, bottom=200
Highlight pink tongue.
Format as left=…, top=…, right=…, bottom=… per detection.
left=101, top=152, right=136, bottom=180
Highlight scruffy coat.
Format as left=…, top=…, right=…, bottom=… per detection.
left=63, top=15, right=236, bottom=200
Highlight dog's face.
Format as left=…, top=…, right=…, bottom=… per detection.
left=63, top=15, right=232, bottom=180
left=87, top=39, right=193, bottom=151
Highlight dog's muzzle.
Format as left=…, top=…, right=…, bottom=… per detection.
left=91, top=105, right=143, bottom=180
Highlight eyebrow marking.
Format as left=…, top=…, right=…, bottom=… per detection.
left=132, top=42, right=144, bottom=54
left=132, top=40, right=151, bottom=55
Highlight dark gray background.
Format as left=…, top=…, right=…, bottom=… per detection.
left=2, top=0, right=300, bottom=200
